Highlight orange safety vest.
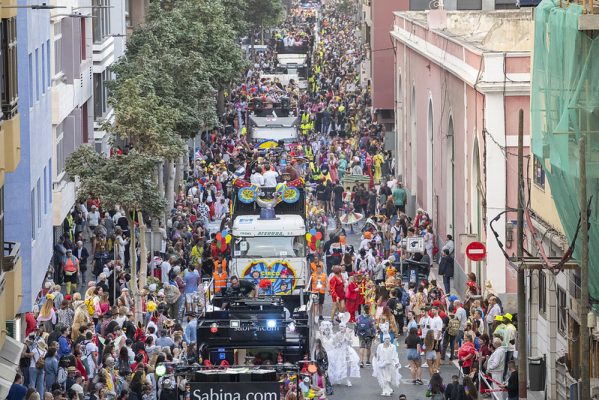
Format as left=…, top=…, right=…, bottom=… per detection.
left=213, top=260, right=228, bottom=292
left=311, top=273, right=327, bottom=294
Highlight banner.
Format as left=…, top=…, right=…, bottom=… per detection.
left=188, top=382, right=281, bottom=400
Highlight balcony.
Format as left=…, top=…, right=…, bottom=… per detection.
left=2, top=114, right=19, bottom=173
left=2, top=241, right=21, bottom=318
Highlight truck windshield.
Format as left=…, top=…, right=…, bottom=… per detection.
left=235, top=236, right=306, bottom=258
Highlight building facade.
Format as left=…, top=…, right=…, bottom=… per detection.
left=92, top=0, right=126, bottom=154
left=0, top=1, right=26, bottom=395
left=50, top=7, right=94, bottom=240
left=391, top=9, right=532, bottom=296
left=361, top=0, right=518, bottom=147
left=4, top=1, right=54, bottom=312
left=528, top=1, right=599, bottom=398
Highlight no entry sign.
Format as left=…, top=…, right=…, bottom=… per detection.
left=466, top=241, right=486, bottom=261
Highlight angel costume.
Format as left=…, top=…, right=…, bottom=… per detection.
left=328, top=313, right=361, bottom=386
left=372, top=335, right=402, bottom=397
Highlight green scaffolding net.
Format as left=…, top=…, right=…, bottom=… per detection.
left=531, top=0, right=599, bottom=304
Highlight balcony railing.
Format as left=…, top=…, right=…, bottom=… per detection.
left=2, top=241, right=19, bottom=272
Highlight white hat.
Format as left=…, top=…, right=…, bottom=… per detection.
left=153, top=256, right=162, bottom=263
left=173, top=266, right=181, bottom=274
left=149, top=284, right=157, bottom=292
left=121, top=287, right=129, bottom=292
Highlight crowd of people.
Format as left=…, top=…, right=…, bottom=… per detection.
left=8, top=1, right=521, bottom=400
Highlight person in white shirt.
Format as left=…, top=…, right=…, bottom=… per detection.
left=250, top=169, right=265, bottom=186
left=87, top=205, right=100, bottom=229
left=112, top=207, right=123, bottom=225
left=262, top=168, right=279, bottom=187
left=430, top=307, right=444, bottom=371
left=485, top=296, right=502, bottom=331
left=442, top=234, right=455, bottom=255
left=160, top=259, right=172, bottom=286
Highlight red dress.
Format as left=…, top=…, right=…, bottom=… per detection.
left=329, top=275, right=345, bottom=302
left=345, top=282, right=359, bottom=322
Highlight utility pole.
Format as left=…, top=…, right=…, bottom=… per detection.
left=517, top=109, right=528, bottom=400
left=579, top=135, right=590, bottom=400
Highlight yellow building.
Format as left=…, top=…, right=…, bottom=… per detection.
left=0, top=1, right=25, bottom=396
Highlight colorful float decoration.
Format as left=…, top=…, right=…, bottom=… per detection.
left=232, top=178, right=304, bottom=206
left=243, top=260, right=297, bottom=294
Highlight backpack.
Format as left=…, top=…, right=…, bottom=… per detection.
left=387, top=298, right=403, bottom=317
left=448, top=318, right=460, bottom=337
left=356, top=315, right=374, bottom=337
left=400, top=290, right=410, bottom=308
left=57, top=367, right=67, bottom=385
left=84, top=298, right=95, bottom=316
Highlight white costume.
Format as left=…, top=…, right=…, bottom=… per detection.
left=372, top=335, right=402, bottom=396
left=324, top=313, right=361, bottom=386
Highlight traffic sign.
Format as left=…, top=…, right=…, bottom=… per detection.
left=466, top=241, right=486, bottom=261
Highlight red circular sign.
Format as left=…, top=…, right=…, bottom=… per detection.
left=466, top=241, right=486, bottom=261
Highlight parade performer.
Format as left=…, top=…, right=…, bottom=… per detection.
left=372, top=334, right=401, bottom=397
left=328, top=313, right=361, bottom=386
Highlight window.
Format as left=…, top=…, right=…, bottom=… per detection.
left=125, top=0, right=132, bottom=27
left=28, top=53, right=32, bottom=106
left=56, top=123, right=65, bottom=175
left=43, top=166, right=47, bottom=214
left=80, top=19, right=86, bottom=60
left=1, top=17, right=18, bottom=117
left=534, top=156, right=545, bottom=189
left=41, top=43, right=45, bottom=93
left=93, top=71, right=111, bottom=120
left=31, top=189, right=36, bottom=240
left=538, top=270, right=546, bottom=316
left=570, top=268, right=581, bottom=300
left=35, top=48, right=39, bottom=101
left=36, top=179, right=41, bottom=228
left=54, top=22, right=62, bottom=77
left=48, top=159, right=52, bottom=202
left=93, top=73, right=102, bottom=119
left=92, top=0, right=111, bottom=43
left=557, top=286, right=567, bottom=335
left=46, top=39, right=50, bottom=87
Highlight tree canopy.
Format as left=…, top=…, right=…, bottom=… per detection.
left=65, top=146, right=165, bottom=217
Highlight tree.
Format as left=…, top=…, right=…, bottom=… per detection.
left=245, top=0, right=284, bottom=45
left=66, top=146, right=164, bottom=321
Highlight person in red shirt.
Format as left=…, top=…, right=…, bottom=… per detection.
left=458, top=333, right=477, bottom=375
left=329, top=265, right=346, bottom=322
left=345, top=274, right=360, bottom=323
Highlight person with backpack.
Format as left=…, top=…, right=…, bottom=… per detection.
left=444, top=313, right=460, bottom=361
left=386, top=288, right=405, bottom=335
left=355, top=306, right=376, bottom=368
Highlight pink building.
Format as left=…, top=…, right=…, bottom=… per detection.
left=391, top=10, right=533, bottom=294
